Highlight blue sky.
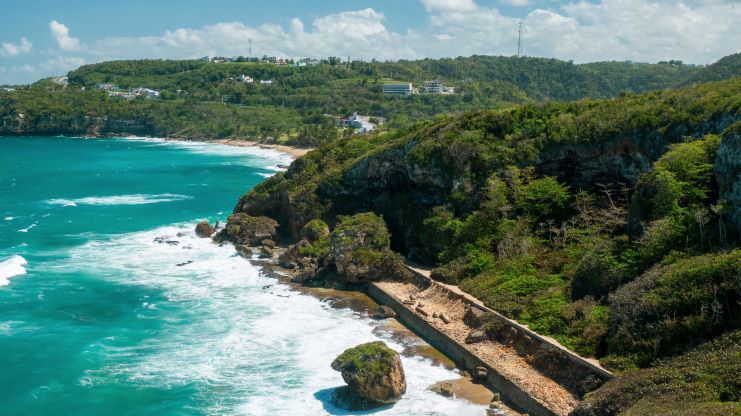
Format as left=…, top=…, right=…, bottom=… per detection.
left=1, top=0, right=739, bottom=84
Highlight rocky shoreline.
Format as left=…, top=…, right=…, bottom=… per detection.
left=201, top=204, right=618, bottom=415
left=193, top=219, right=513, bottom=413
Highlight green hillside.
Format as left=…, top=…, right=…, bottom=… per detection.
left=235, top=77, right=741, bottom=415
left=1, top=54, right=739, bottom=144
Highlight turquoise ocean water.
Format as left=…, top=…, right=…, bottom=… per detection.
left=0, top=137, right=483, bottom=416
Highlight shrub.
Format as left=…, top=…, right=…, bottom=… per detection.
left=300, top=218, right=330, bottom=242
left=517, top=176, right=571, bottom=223
left=607, top=249, right=741, bottom=365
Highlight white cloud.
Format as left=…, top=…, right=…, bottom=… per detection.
left=43, top=2, right=741, bottom=65
left=1, top=37, right=32, bottom=56
left=421, top=0, right=477, bottom=12
left=3, top=1, right=741, bottom=85
left=41, top=56, right=86, bottom=73
left=499, top=0, right=531, bottom=6
left=49, top=20, right=82, bottom=51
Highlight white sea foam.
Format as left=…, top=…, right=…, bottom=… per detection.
left=17, top=223, right=36, bottom=233
left=47, top=194, right=192, bottom=206
left=4, top=216, right=13, bottom=221
left=120, top=136, right=295, bottom=170
left=60, top=223, right=485, bottom=415
left=0, top=255, right=28, bottom=286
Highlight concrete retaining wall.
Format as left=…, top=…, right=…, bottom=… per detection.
left=367, top=282, right=556, bottom=416
left=405, top=266, right=614, bottom=386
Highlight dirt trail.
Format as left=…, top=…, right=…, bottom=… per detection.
left=374, top=280, right=581, bottom=416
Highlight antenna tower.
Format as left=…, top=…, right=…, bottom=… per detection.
left=249, top=38, right=253, bottom=59
left=517, top=22, right=522, bottom=57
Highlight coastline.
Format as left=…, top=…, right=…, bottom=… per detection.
left=1, top=134, right=314, bottom=160
left=211, top=138, right=313, bottom=159
left=246, top=251, right=500, bottom=409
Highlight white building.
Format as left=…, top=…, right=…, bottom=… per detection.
left=239, top=74, right=254, bottom=83
left=340, top=112, right=383, bottom=134
left=423, top=80, right=444, bottom=94
left=260, top=80, right=274, bottom=85
left=131, top=87, right=160, bottom=99
left=383, top=83, right=415, bottom=95
left=422, top=80, right=455, bottom=94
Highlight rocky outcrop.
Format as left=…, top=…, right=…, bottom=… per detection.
left=331, top=341, right=406, bottom=410
left=330, top=213, right=405, bottom=283
left=300, top=219, right=329, bottom=242
left=194, top=221, right=215, bottom=238
left=214, top=213, right=278, bottom=246
left=372, top=305, right=396, bottom=319
left=715, top=124, right=741, bottom=234
left=278, top=240, right=312, bottom=269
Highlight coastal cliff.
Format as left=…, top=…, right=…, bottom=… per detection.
left=230, top=78, right=741, bottom=415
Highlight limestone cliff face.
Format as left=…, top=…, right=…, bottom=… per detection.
left=536, top=115, right=739, bottom=190
left=235, top=103, right=740, bottom=261
left=715, top=123, right=741, bottom=233
left=0, top=115, right=156, bottom=137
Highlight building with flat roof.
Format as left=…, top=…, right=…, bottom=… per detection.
left=423, top=80, right=444, bottom=94
left=422, top=80, right=455, bottom=94
left=383, top=83, right=415, bottom=96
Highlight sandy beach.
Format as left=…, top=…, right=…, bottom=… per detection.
left=213, top=138, right=313, bottom=158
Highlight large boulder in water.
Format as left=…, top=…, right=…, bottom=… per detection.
left=195, top=221, right=215, bottom=238
left=215, top=213, right=278, bottom=246
left=331, top=341, right=406, bottom=410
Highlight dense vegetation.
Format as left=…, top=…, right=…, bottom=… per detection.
left=237, top=77, right=741, bottom=414
left=1, top=54, right=739, bottom=144
left=573, top=331, right=741, bottom=415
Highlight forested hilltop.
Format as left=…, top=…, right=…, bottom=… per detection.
left=1, top=53, right=739, bottom=144
left=233, top=77, right=741, bottom=415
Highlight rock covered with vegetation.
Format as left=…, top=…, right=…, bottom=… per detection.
left=214, top=213, right=277, bottom=246
left=329, top=213, right=405, bottom=283
left=300, top=218, right=330, bottom=242
left=235, top=78, right=741, bottom=414
left=331, top=341, right=406, bottom=410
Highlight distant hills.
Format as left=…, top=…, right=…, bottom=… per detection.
left=1, top=53, right=739, bottom=143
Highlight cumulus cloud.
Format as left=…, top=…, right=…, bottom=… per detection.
left=88, top=8, right=416, bottom=61
left=1, top=37, right=32, bottom=56
left=41, top=56, right=86, bottom=73
left=3, top=1, right=740, bottom=84
left=421, top=0, right=477, bottom=12
left=49, top=20, right=82, bottom=51
left=499, top=0, right=531, bottom=6
left=47, top=2, right=741, bottom=65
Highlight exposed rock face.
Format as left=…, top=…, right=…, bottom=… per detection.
left=715, top=125, right=741, bottom=233
left=372, top=305, right=396, bottom=319
left=465, top=329, right=489, bottom=344
left=235, top=245, right=254, bottom=258
left=331, top=341, right=406, bottom=410
left=235, top=113, right=738, bottom=263
left=215, top=213, right=277, bottom=246
left=195, top=221, right=215, bottom=238
left=258, top=246, right=273, bottom=259
left=463, top=307, right=488, bottom=328
left=278, top=240, right=312, bottom=269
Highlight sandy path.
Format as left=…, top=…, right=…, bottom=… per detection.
left=375, top=281, right=580, bottom=416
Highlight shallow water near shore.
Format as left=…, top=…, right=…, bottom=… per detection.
left=0, top=136, right=485, bottom=415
